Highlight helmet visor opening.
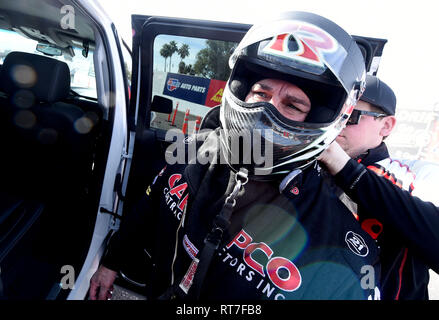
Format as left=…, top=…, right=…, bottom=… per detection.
left=229, top=59, right=347, bottom=125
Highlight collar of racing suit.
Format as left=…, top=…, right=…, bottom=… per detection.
left=355, top=142, right=390, bottom=166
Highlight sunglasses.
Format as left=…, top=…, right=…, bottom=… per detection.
left=346, top=109, right=387, bottom=125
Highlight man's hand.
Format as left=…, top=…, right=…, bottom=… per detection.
left=318, top=140, right=351, bottom=175
left=89, top=265, right=118, bottom=300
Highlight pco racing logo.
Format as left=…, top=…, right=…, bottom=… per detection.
left=221, top=229, right=302, bottom=300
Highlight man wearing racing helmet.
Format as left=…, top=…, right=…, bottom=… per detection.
left=318, top=75, right=439, bottom=300
left=219, top=11, right=365, bottom=178
left=89, top=11, right=380, bottom=300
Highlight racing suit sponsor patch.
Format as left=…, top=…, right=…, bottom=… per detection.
left=345, top=231, right=369, bottom=257
left=163, top=173, right=189, bottom=221
left=179, top=257, right=199, bottom=294
left=219, top=228, right=302, bottom=300
left=183, top=234, right=199, bottom=260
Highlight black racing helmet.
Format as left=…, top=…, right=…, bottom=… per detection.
left=219, top=11, right=366, bottom=179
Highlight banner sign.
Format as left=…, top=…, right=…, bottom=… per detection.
left=163, top=73, right=226, bottom=107
left=205, top=79, right=226, bottom=107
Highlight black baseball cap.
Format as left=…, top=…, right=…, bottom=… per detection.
left=360, top=75, right=396, bottom=115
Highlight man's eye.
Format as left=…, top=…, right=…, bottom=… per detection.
left=288, top=104, right=304, bottom=113
left=254, top=91, right=268, bottom=98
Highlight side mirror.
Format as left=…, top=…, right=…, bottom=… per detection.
left=151, top=95, right=173, bottom=114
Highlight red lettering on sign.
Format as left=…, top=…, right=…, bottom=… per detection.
left=205, top=79, right=227, bottom=107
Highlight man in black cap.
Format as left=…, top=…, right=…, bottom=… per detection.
left=320, top=74, right=397, bottom=171
left=336, top=75, right=396, bottom=161
left=319, top=75, right=439, bottom=299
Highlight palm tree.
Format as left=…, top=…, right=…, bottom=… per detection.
left=178, top=43, right=190, bottom=63
left=168, top=41, right=178, bottom=72
left=160, top=44, right=171, bottom=72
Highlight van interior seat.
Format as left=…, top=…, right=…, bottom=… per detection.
left=0, top=51, right=101, bottom=199
left=0, top=52, right=104, bottom=298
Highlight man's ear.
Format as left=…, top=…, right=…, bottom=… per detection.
left=380, top=115, right=397, bottom=138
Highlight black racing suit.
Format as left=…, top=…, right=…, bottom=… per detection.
left=332, top=142, right=439, bottom=300
left=102, top=129, right=380, bottom=300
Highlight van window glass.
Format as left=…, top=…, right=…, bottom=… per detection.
left=0, top=29, right=96, bottom=99
left=151, top=34, right=237, bottom=132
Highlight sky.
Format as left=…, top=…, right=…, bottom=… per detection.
left=153, top=34, right=207, bottom=73
left=99, top=0, right=439, bottom=112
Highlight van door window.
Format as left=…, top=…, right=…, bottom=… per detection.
left=151, top=34, right=237, bottom=133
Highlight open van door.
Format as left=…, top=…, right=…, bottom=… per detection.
left=352, top=35, right=388, bottom=76
left=124, top=14, right=251, bottom=210
left=114, top=15, right=250, bottom=291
